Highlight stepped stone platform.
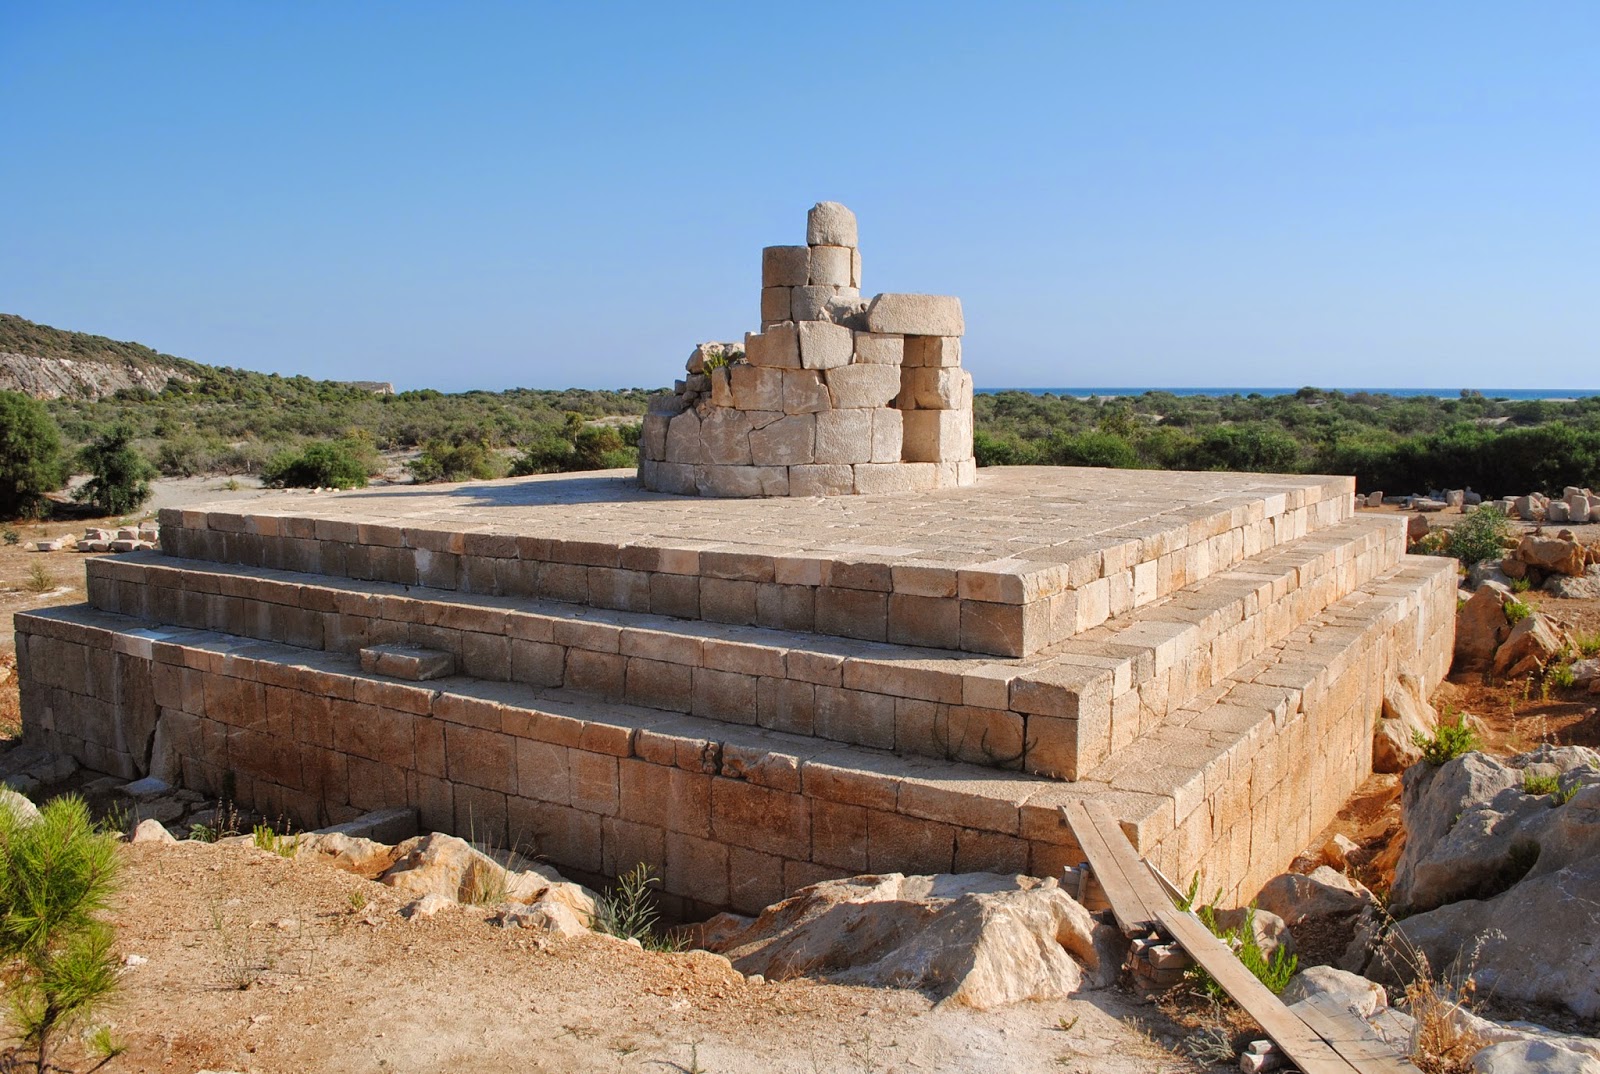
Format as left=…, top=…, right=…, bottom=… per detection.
left=16, top=466, right=1454, bottom=915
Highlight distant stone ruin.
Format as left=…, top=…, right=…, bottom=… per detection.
left=638, top=202, right=976, bottom=497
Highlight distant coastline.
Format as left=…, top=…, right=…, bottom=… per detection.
left=977, top=387, right=1600, bottom=401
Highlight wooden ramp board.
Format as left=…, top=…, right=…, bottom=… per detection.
left=1296, top=993, right=1419, bottom=1074
left=1158, top=907, right=1362, bottom=1074
left=1059, top=800, right=1173, bottom=937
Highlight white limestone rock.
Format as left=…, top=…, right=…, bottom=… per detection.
left=867, top=294, right=964, bottom=337
left=806, top=202, right=858, bottom=248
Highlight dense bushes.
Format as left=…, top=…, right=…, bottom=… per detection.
left=261, top=439, right=373, bottom=489
left=0, top=391, right=66, bottom=520
left=408, top=437, right=504, bottom=483
left=72, top=426, right=154, bottom=516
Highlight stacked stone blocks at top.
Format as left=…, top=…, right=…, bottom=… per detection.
left=639, top=202, right=975, bottom=497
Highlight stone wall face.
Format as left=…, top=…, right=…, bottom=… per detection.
left=639, top=202, right=976, bottom=497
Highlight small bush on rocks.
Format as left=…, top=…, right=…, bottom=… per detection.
left=1413, top=714, right=1481, bottom=766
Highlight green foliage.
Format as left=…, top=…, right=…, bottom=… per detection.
left=2, top=527, right=19, bottom=546
left=0, top=795, right=123, bottom=1071
left=72, top=426, right=154, bottom=516
left=261, top=439, right=371, bottom=489
left=1510, top=576, right=1533, bottom=594
left=408, top=437, right=505, bottom=483
left=1504, top=600, right=1532, bottom=625
left=1522, top=773, right=1561, bottom=796
left=1448, top=506, right=1515, bottom=567
left=1413, top=714, right=1482, bottom=766
left=596, top=864, right=678, bottom=952
left=250, top=823, right=296, bottom=858
left=0, top=391, right=68, bottom=521
left=1573, top=630, right=1600, bottom=659
left=1546, top=662, right=1577, bottom=690
left=1176, top=876, right=1298, bottom=997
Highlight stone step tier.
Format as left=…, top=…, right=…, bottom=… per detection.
left=152, top=467, right=1357, bottom=659
left=14, top=554, right=1455, bottom=918
left=84, top=512, right=1404, bottom=782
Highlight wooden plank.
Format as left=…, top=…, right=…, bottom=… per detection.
left=1158, top=907, right=1361, bottom=1074
left=1297, top=993, right=1418, bottom=1074
left=1083, top=800, right=1175, bottom=927
left=1059, top=801, right=1161, bottom=936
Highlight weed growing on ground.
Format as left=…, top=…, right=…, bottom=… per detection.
left=1, top=526, right=19, bottom=546
left=1446, top=506, right=1514, bottom=567
left=23, top=562, right=55, bottom=594
left=1503, top=599, right=1531, bottom=625
left=596, top=864, right=680, bottom=952
left=250, top=822, right=296, bottom=858
left=346, top=889, right=368, bottom=913
left=1573, top=629, right=1600, bottom=659
left=1522, top=772, right=1561, bottom=796
left=1508, top=576, right=1532, bottom=594
left=1177, top=876, right=1298, bottom=997
left=209, top=901, right=270, bottom=991
left=1414, top=713, right=1481, bottom=766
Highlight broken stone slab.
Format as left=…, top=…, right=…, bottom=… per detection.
left=314, top=807, right=419, bottom=846
left=796, top=320, right=854, bottom=370
left=866, top=294, right=964, bottom=337
left=1492, top=613, right=1564, bottom=678
left=359, top=644, right=457, bottom=682
left=761, top=245, right=810, bottom=287
left=121, top=776, right=173, bottom=800
left=1281, top=965, right=1387, bottom=1018
left=853, top=331, right=903, bottom=365
left=1374, top=672, right=1438, bottom=773
left=744, top=323, right=801, bottom=369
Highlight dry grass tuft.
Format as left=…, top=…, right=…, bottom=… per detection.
left=1406, top=975, right=1486, bottom=1074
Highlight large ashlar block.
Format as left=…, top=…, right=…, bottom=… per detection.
left=761, top=245, right=810, bottom=287
left=698, top=465, right=789, bottom=498
left=641, top=414, right=669, bottom=460
left=699, top=407, right=753, bottom=465
left=791, top=286, right=835, bottom=322
left=872, top=408, right=902, bottom=463
left=808, top=245, right=853, bottom=287
left=854, top=462, right=937, bottom=494
left=749, top=414, right=815, bottom=466
left=744, top=324, right=800, bottom=369
left=903, top=335, right=962, bottom=368
left=644, top=460, right=697, bottom=495
left=824, top=364, right=901, bottom=409
left=902, top=409, right=973, bottom=463
left=866, top=294, right=964, bottom=337
left=710, top=367, right=734, bottom=407
left=901, top=367, right=974, bottom=411
left=814, top=409, right=874, bottom=465
left=665, top=410, right=705, bottom=464
left=853, top=332, right=903, bottom=366
left=807, top=201, right=858, bottom=247
left=789, top=463, right=854, bottom=496
left=798, top=321, right=854, bottom=370
left=781, top=369, right=831, bottom=415
left=760, top=287, right=792, bottom=323
left=730, top=364, right=783, bottom=411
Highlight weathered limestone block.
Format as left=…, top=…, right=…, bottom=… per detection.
left=665, top=410, right=705, bottom=464
left=872, top=409, right=903, bottom=463
left=850, top=248, right=861, bottom=288
left=644, top=460, right=697, bottom=495
left=853, top=332, right=904, bottom=365
left=789, top=464, right=854, bottom=497
left=730, top=365, right=784, bottom=412
left=866, top=295, right=964, bottom=337
left=781, top=369, right=831, bottom=415
left=855, top=462, right=937, bottom=494
left=641, top=414, right=669, bottom=460
left=902, top=409, right=973, bottom=463
left=749, top=414, right=816, bottom=466
left=745, top=324, right=801, bottom=369
left=760, top=286, right=792, bottom=323
left=699, top=408, right=754, bottom=465
left=709, top=367, right=734, bottom=407
left=761, top=245, right=810, bottom=287
left=815, top=409, right=875, bottom=465
left=824, top=364, right=901, bottom=409
left=807, top=201, right=858, bottom=247
left=808, top=245, right=853, bottom=287
left=698, top=465, right=789, bottom=498
left=904, top=335, right=962, bottom=368
left=791, top=286, right=836, bottom=322
left=901, top=367, right=973, bottom=411
left=798, top=321, right=854, bottom=370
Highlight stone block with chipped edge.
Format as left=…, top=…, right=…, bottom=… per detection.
left=853, top=462, right=937, bottom=495
left=852, top=332, right=903, bottom=365
left=903, top=335, right=962, bottom=368
left=696, top=465, right=789, bottom=499
left=781, top=369, right=831, bottom=415
left=730, top=364, right=784, bottom=412
left=900, top=367, right=973, bottom=411
left=788, top=464, right=854, bottom=497
left=359, top=644, right=456, bottom=681
left=748, top=415, right=815, bottom=467
left=761, top=245, right=809, bottom=287
left=744, top=324, right=800, bottom=369
left=871, top=409, right=902, bottom=463
left=664, top=410, right=705, bottom=464
left=709, top=368, right=734, bottom=407
left=806, top=201, right=858, bottom=247
left=698, top=408, right=753, bottom=466
left=901, top=408, right=973, bottom=463
left=760, top=286, right=791, bottom=323
left=866, top=294, right=964, bottom=337
left=797, top=321, right=854, bottom=370
left=791, top=285, right=835, bottom=322
left=807, top=245, right=852, bottom=286
left=824, top=364, right=900, bottom=409
left=814, top=409, right=874, bottom=465
left=850, top=247, right=861, bottom=288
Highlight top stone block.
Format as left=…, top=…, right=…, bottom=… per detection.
left=807, top=202, right=858, bottom=248
left=865, top=294, right=965, bottom=337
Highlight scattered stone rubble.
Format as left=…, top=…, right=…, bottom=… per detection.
left=30, top=523, right=160, bottom=554
left=639, top=202, right=976, bottom=497
left=1359, top=487, right=1600, bottom=523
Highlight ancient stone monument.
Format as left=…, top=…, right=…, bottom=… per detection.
left=638, top=202, right=976, bottom=497
left=14, top=203, right=1456, bottom=920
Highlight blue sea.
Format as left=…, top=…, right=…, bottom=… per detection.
left=978, top=387, right=1600, bottom=400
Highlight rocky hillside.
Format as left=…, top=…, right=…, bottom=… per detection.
left=0, top=313, right=199, bottom=400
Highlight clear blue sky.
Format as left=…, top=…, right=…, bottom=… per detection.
left=2, top=3, right=1595, bottom=392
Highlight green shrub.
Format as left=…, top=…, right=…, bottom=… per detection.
left=261, top=440, right=370, bottom=489
left=1504, top=600, right=1532, bottom=625
left=1413, top=714, right=1481, bottom=766
left=1177, top=878, right=1298, bottom=996
left=0, top=391, right=67, bottom=521
left=408, top=438, right=504, bottom=483
left=1448, top=506, right=1514, bottom=567
left=1509, top=577, right=1532, bottom=594
left=72, top=426, right=155, bottom=516
left=1522, top=773, right=1561, bottom=796
left=0, top=795, right=124, bottom=1071
left=596, top=864, right=679, bottom=952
